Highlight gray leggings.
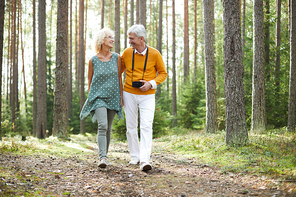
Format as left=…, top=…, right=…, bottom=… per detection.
left=95, top=107, right=116, bottom=160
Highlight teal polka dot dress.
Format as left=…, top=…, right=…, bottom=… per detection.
left=80, top=53, right=123, bottom=122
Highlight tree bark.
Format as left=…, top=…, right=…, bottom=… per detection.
left=203, top=0, right=217, bottom=133
left=53, top=0, right=69, bottom=137
left=264, top=0, right=270, bottom=81
left=37, top=0, right=47, bottom=139
left=252, top=0, right=266, bottom=131
left=242, top=0, right=246, bottom=54
left=79, top=0, right=85, bottom=134
left=68, top=0, right=73, bottom=120
left=101, top=0, right=104, bottom=28
left=130, top=0, right=134, bottom=26
left=183, top=0, right=189, bottom=82
left=136, top=0, right=139, bottom=24
left=11, top=0, right=16, bottom=127
left=223, top=0, right=248, bottom=146
left=274, top=0, right=281, bottom=123
left=33, top=0, right=37, bottom=136
left=139, top=0, right=146, bottom=27
left=172, top=0, right=177, bottom=127
left=0, top=0, right=5, bottom=139
left=114, top=0, right=120, bottom=53
left=124, top=0, right=128, bottom=49
left=194, top=0, right=197, bottom=80
left=288, top=0, right=296, bottom=132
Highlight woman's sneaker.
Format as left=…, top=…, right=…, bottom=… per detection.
left=98, top=158, right=108, bottom=168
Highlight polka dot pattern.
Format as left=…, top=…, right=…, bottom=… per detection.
left=80, top=53, right=123, bottom=122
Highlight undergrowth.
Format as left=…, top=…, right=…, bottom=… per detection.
left=155, top=127, right=296, bottom=180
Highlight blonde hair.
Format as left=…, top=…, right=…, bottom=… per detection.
left=93, top=27, right=114, bottom=53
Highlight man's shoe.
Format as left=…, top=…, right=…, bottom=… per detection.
left=129, top=160, right=140, bottom=165
left=98, top=158, right=108, bottom=168
left=140, top=162, right=152, bottom=171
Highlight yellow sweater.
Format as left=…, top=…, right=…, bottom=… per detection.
left=121, top=46, right=168, bottom=95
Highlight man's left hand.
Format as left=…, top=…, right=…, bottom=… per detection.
left=139, top=80, right=151, bottom=92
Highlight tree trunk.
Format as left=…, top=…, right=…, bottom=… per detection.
left=172, top=0, right=177, bottom=127
left=0, top=0, right=5, bottom=139
left=252, top=0, right=266, bottom=131
left=6, top=1, right=10, bottom=103
left=124, top=0, right=127, bottom=49
left=75, top=0, right=79, bottom=95
left=130, top=0, right=134, bottom=26
left=53, top=0, right=69, bottom=137
left=203, top=0, right=217, bottom=133
left=33, top=0, right=37, bottom=136
left=274, top=0, right=281, bottom=123
left=114, top=0, right=120, bottom=53
left=166, top=0, right=169, bottom=107
left=139, top=0, right=146, bottom=27
left=68, top=0, right=73, bottom=120
left=264, top=0, right=270, bottom=81
left=194, top=0, right=197, bottom=80
left=11, top=0, right=16, bottom=127
left=37, top=0, right=47, bottom=139
left=79, top=0, right=85, bottom=134
left=242, top=0, right=246, bottom=54
left=20, top=1, right=27, bottom=112
left=223, top=0, right=248, bottom=146
left=101, top=0, right=104, bottom=28
left=183, top=0, right=189, bottom=82
left=136, top=0, right=139, bottom=24
left=157, top=0, right=162, bottom=54
left=288, top=0, right=296, bottom=132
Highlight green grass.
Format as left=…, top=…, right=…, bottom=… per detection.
left=155, top=128, right=296, bottom=180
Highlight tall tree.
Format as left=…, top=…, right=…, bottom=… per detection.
left=101, top=0, right=104, bottom=28
left=288, top=0, right=296, bottom=132
left=203, top=0, right=217, bottom=133
left=20, top=0, right=27, bottom=112
left=68, top=0, right=73, bottom=120
left=194, top=0, right=197, bottom=79
left=33, top=0, right=37, bottom=136
left=242, top=0, right=246, bottom=54
left=136, top=0, right=139, bottom=24
left=183, top=0, right=189, bottom=82
left=139, top=0, right=146, bottom=27
left=223, top=0, right=248, bottom=146
left=37, top=0, right=47, bottom=138
left=274, top=0, right=281, bottom=121
left=130, top=0, right=134, bottom=26
left=264, top=0, right=270, bottom=81
left=53, top=0, right=68, bottom=137
left=124, top=0, right=127, bottom=49
left=115, top=0, right=120, bottom=53
left=252, top=0, right=266, bottom=131
left=157, top=0, right=163, bottom=54
left=166, top=0, right=169, bottom=103
left=11, top=0, right=16, bottom=127
left=172, top=0, right=177, bottom=127
left=0, top=0, right=5, bottom=139
left=78, top=0, right=85, bottom=134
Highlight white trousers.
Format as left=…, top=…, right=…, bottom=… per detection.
left=123, top=91, right=155, bottom=163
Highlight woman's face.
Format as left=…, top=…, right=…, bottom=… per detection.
left=102, top=34, right=114, bottom=49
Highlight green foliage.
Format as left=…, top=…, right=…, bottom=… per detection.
left=178, top=79, right=206, bottom=130
left=160, top=128, right=296, bottom=180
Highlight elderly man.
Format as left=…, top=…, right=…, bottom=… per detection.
left=121, top=24, right=168, bottom=171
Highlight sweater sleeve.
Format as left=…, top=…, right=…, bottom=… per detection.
left=154, top=51, right=168, bottom=85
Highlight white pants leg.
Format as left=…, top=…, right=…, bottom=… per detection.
left=123, top=91, right=155, bottom=163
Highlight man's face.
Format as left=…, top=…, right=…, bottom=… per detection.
left=128, top=33, right=143, bottom=50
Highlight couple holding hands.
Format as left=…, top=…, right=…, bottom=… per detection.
left=80, top=24, right=168, bottom=171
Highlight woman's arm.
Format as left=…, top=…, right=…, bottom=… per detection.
left=117, top=55, right=123, bottom=107
left=88, top=59, right=94, bottom=93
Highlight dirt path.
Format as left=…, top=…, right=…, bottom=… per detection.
left=0, top=141, right=295, bottom=196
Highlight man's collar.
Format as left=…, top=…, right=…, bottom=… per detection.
left=135, top=46, right=148, bottom=56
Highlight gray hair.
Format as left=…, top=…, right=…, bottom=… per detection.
left=93, top=27, right=114, bottom=52
left=127, top=24, right=147, bottom=43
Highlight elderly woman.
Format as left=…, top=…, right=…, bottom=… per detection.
left=80, top=27, right=123, bottom=168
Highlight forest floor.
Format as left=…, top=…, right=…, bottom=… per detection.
left=0, top=134, right=296, bottom=196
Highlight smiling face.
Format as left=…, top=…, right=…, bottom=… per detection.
left=102, top=35, right=114, bottom=49
left=128, top=33, right=144, bottom=51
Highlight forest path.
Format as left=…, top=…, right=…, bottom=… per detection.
left=0, top=140, right=294, bottom=196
